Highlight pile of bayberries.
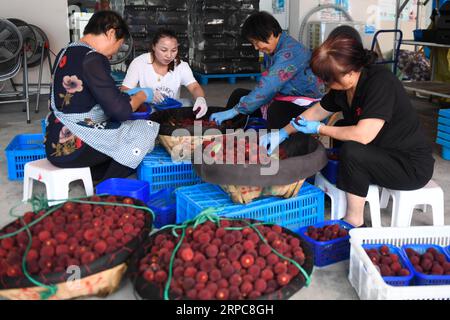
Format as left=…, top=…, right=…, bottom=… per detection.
left=404, top=247, right=450, bottom=276
left=304, top=224, right=349, bottom=242
left=0, top=196, right=148, bottom=278
left=202, top=137, right=288, bottom=164
left=167, top=118, right=229, bottom=129
left=365, top=246, right=411, bottom=277
left=135, top=104, right=148, bottom=113
left=138, top=220, right=307, bottom=300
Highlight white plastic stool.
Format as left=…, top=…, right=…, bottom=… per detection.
left=314, top=172, right=382, bottom=227
left=23, top=158, right=94, bottom=206
left=379, top=179, right=445, bottom=227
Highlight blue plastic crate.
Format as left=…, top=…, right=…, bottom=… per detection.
left=147, top=188, right=177, bottom=228
left=438, top=108, right=450, bottom=119
left=176, top=182, right=324, bottom=232
left=152, top=97, right=182, bottom=111
left=298, top=220, right=353, bottom=267
left=437, top=130, right=450, bottom=142
left=111, top=70, right=126, bottom=86
left=363, top=244, right=414, bottom=287
left=438, top=115, right=450, bottom=127
left=130, top=103, right=152, bottom=120
left=438, top=124, right=450, bottom=135
left=402, top=244, right=450, bottom=286
left=413, top=29, right=424, bottom=41
left=96, top=178, right=150, bottom=203
left=442, top=146, right=450, bottom=161
left=137, top=146, right=201, bottom=194
left=41, top=118, right=47, bottom=134
left=321, top=148, right=339, bottom=184
left=5, top=133, right=46, bottom=181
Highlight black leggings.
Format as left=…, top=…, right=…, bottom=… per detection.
left=48, top=144, right=134, bottom=183
left=226, top=88, right=307, bottom=129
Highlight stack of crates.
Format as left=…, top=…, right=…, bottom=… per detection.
left=175, top=182, right=325, bottom=233
left=189, top=0, right=260, bottom=74
left=137, top=145, right=202, bottom=227
left=124, top=0, right=189, bottom=63
left=137, top=145, right=201, bottom=194
left=436, top=108, right=450, bottom=160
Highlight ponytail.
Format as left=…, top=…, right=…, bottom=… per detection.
left=363, top=49, right=378, bottom=66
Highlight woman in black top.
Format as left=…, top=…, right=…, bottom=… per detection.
left=261, top=32, right=434, bottom=227
left=45, top=11, right=158, bottom=182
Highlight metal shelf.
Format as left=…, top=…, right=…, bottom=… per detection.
left=401, top=40, right=450, bottom=48
left=402, top=81, right=450, bottom=99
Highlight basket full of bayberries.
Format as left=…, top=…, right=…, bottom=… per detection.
left=129, top=216, right=314, bottom=300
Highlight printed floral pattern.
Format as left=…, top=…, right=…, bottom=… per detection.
left=51, top=126, right=83, bottom=157
left=234, top=32, right=323, bottom=114
left=62, top=75, right=83, bottom=94
left=59, top=126, right=74, bottom=143
left=58, top=75, right=83, bottom=109
left=59, top=55, right=67, bottom=68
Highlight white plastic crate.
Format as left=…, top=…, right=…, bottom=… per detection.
left=349, top=226, right=450, bottom=300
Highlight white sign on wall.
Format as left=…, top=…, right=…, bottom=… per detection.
left=318, top=0, right=351, bottom=21
left=378, top=0, right=418, bottom=22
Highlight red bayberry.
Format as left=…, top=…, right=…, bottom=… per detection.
left=240, top=254, right=255, bottom=268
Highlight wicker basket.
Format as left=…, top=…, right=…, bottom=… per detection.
left=220, top=179, right=305, bottom=204
left=0, top=263, right=127, bottom=300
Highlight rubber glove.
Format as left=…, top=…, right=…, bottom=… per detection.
left=153, top=90, right=168, bottom=104
left=209, top=108, right=239, bottom=125
left=290, top=117, right=323, bottom=134
left=193, top=97, right=208, bottom=119
left=125, top=87, right=154, bottom=104
left=259, top=128, right=289, bottom=155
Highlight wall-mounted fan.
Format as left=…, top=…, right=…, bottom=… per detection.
left=0, top=19, right=23, bottom=78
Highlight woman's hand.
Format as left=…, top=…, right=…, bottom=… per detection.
left=290, top=117, right=323, bottom=134
left=125, top=87, right=154, bottom=103
left=209, top=108, right=239, bottom=125
left=259, top=128, right=289, bottom=155
left=153, top=90, right=167, bottom=104
left=193, top=97, right=208, bottom=119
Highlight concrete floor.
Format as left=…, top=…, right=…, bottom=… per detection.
left=0, top=79, right=449, bottom=300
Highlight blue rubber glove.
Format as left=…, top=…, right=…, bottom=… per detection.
left=290, top=117, right=323, bottom=134
left=125, top=87, right=154, bottom=103
left=259, top=128, right=289, bottom=155
left=209, top=108, right=239, bottom=125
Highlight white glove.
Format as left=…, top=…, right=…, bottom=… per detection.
left=193, top=97, right=208, bottom=119
left=153, top=90, right=167, bottom=104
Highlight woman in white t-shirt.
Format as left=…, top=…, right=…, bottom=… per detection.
left=122, top=28, right=208, bottom=118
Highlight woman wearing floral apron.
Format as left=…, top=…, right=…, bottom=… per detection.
left=44, top=11, right=159, bottom=183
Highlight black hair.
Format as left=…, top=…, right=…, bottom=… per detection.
left=328, top=25, right=363, bottom=45
left=149, top=28, right=181, bottom=72
left=310, top=33, right=378, bottom=86
left=83, top=10, right=129, bottom=40
left=241, top=11, right=282, bottom=43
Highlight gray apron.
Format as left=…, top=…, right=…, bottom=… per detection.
left=50, top=42, right=159, bottom=169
